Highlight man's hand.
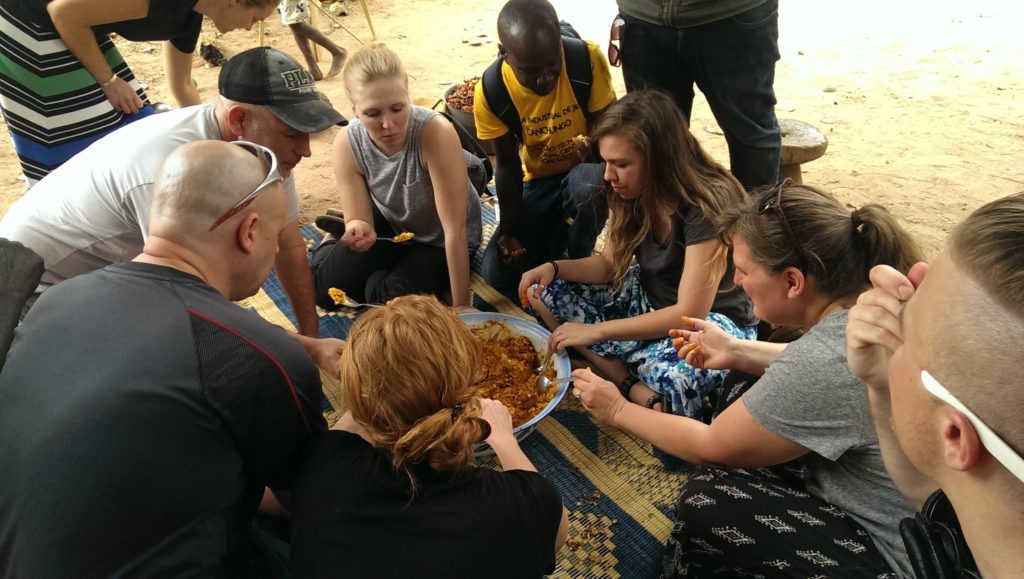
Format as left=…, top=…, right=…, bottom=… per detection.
left=292, top=334, right=346, bottom=377
left=846, top=263, right=929, bottom=391
left=496, top=235, right=526, bottom=266
left=571, top=367, right=628, bottom=425
left=308, top=337, right=345, bottom=377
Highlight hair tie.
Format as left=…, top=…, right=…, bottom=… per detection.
left=851, top=209, right=864, bottom=232
left=450, top=402, right=464, bottom=423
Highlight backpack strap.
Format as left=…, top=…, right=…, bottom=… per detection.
left=438, top=110, right=494, bottom=185
left=562, top=36, right=592, bottom=117
left=481, top=56, right=522, bottom=143
left=480, top=33, right=594, bottom=143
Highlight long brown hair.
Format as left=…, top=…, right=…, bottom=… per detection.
left=590, top=90, right=745, bottom=289
left=340, top=296, right=488, bottom=480
left=720, top=182, right=921, bottom=300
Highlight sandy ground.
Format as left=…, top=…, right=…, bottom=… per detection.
left=1, top=0, right=1022, bottom=259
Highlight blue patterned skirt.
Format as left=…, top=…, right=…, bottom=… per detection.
left=541, top=265, right=757, bottom=418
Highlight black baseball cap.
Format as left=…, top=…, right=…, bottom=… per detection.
left=219, top=47, right=347, bottom=132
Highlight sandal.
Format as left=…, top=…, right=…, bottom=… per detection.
left=617, top=373, right=640, bottom=399
left=644, top=392, right=666, bottom=411
left=314, top=214, right=346, bottom=237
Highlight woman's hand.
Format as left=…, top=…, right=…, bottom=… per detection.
left=479, top=398, right=515, bottom=444
left=100, top=76, right=143, bottom=115
left=518, top=262, right=556, bottom=301
left=549, top=321, right=603, bottom=352
left=340, top=218, right=377, bottom=252
left=571, top=367, right=628, bottom=425
left=669, top=316, right=736, bottom=369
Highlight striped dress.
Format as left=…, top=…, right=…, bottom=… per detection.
left=0, top=0, right=202, bottom=185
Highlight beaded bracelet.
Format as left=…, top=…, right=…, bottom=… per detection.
left=548, top=260, right=559, bottom=280
left=99, top=74, right=118, bottom=88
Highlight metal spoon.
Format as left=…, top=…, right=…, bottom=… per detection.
left=534, top=348, right=558, bottom=392
left=337, top=297, right=383, bottom=309
left=536, top=375, right=574, bottom=393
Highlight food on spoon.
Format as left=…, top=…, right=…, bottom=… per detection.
left=328, top=287, right=348, bottom=305
left=393, top=232, right=415, bottom=243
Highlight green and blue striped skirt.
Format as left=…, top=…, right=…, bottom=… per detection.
left=0, top=5, right=154, bottom=185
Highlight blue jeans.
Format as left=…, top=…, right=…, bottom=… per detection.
left=481, top=162, right=607, bottom=290
left=619, top=0, right=781, bottom=189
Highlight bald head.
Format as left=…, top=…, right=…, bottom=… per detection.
left=144, top=140, right=287, bottom=301
left=150, top=140, right=277, bottom=235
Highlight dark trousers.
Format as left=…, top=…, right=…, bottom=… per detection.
left=310, top=203, right=460, bottom=308
left=481, top=162, right=607, bottom=290
left=620, top=1, right=782, bottom=189
left=663, top=467, right=897, bottom=578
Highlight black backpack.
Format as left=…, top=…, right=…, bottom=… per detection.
left=480, top=21, right=593, bottom=143
left=438, top=110, right=494, bottom=194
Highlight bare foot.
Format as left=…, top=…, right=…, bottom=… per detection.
left=326, top=47, right=348, bottom=80
left=309, top=63, right=324, bottom=82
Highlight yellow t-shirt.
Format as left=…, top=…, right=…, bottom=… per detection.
left=473, top=40, right=616, bottom=181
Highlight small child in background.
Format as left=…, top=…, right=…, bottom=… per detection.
left=277, top=0, right=347, bottom=80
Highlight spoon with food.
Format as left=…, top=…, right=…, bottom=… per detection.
left=328, top=287, right=382, bottom=309
left=535, top=374, right=574, bottom=393
left=377, top=232, right=415, bottom=244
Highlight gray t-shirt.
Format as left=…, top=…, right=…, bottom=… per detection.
left=347, top=105, right=482, bottom=249
left=635, top=204, right=756, bottom=327
left=744, top=310, right=914, bottom=577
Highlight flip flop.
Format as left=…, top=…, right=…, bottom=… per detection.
left=314, top=214, right=346, bottom=237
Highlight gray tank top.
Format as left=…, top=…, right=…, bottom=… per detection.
left=347, top=105, right=482, bottom=249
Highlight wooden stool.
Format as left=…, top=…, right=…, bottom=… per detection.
left=779, top=119, right=828, bottom=184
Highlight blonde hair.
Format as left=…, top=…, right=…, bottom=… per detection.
left=341, top=44, right=408, bottom=102
left=590, top=90, right=745, bottom=290
left=340, top=295, right=488, bottom=479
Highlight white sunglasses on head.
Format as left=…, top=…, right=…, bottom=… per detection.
left=208, top=141, right=283, bottom=231
left=921, top=370, right=1024, bottom=484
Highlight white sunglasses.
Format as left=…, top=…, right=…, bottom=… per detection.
left=921, top=370, right=1024, bottom=483
left=208, top=141, right=283, bottom=231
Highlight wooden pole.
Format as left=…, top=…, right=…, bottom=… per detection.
left=357, top=0, right=376, bottom=40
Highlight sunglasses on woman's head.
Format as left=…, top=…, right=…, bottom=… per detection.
left=208, top=141, right=283, bottom=232
left=756, top=178, right=808, bottom=269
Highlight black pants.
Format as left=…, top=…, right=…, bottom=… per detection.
left=310, top=203, right=462, bottom=309
left=663, top=466, right=897, bottom=578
